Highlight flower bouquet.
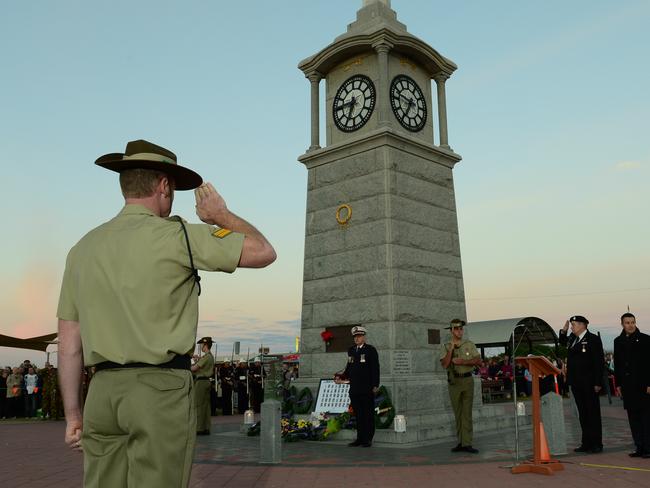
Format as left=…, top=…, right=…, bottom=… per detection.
left=320, top=330, right=334, bottom=347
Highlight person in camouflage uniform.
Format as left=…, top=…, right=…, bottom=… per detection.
left=40, top=363, right=63, bottom=420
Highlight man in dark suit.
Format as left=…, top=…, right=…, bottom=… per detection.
left=338, top=325, right=380, bottom=448
left=559, top=315, right=605, bottom=453
left=614, top=313, right=650, bottom=458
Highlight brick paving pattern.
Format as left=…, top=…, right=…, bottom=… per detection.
left=1, top=397, right=649, bottom=487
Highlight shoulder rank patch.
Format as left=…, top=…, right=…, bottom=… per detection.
left=212, top=228, right=232, bottom=239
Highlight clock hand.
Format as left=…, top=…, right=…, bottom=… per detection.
left=336, top=99, right=355, bottom=113
left=399, top=94, right=412, bottom=104
left=407, top=99, right=416, bottom=115
left=397, top=94, right=416, bottom=115
left=347, top=96, right=356, bottom=118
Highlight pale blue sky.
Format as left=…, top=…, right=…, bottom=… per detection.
left=1, top=1, right=648, bottom=365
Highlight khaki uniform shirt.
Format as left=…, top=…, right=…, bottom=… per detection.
left=194, top=352, right=215, bottom=378
left=57, top=204, right=244, bottom=366
left=6, top=373, right=22, bottom=398
left=439, top=339, right=480, bottom=375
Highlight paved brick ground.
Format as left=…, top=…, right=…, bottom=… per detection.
left=1, top=398, right=649, bottom=487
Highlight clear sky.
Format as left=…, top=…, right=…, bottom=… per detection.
left=1, top=0, right=648, bottom=366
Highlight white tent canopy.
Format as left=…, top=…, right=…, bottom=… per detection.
left=465, top=317, right=558, bottom=350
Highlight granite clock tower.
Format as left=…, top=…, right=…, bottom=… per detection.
left=295, top=1, right=503, bottom=443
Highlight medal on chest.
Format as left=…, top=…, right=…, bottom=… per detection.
left=360, top=354, right=366, bottom=363
left=581, top=343, right=586, bottom=353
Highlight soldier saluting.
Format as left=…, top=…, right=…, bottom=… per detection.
left=559, top=315, right=605, bottom=453
left=440, top=319, right=481, bottom=454
left=56, top=139, right=275, bottom=487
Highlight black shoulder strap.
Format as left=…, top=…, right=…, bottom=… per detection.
left=174, top=217, right=201, bottom=296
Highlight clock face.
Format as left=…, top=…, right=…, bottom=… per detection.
left=390, top=75, right=427, bottom=132
left=332, top=75, right=376, bottom=132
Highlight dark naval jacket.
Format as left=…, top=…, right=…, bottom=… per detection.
left=559, top=329, right=605, bottom=389
left=343, top=343, right=380, bottom=396
left=614, top=328, right=650, bottom=410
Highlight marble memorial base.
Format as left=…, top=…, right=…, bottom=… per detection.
left=294, top=375, right=528, bottom=446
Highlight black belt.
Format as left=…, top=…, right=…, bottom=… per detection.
left=453, top=372, right=473, bottom=378
left=195, top=376, right=211, bottom=381
left=95, top=355, right=191, bottom=372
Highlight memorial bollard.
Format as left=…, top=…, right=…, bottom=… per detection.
left=540, top=392, right=567, bottom=456
left=259, top=359, right=283, bottom=464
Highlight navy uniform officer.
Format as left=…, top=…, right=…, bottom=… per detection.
left=337, top=326, right=380, bottom=447
left=218, top=361, right=234, bottom=415
left=192, top=337, right=215, bottom=435
left=559, top=315, right=605, bottom=453
left=248, top=360, right=265, bottom=413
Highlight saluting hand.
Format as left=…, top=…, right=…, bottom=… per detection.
left=195, top=182, right=228, bottom=226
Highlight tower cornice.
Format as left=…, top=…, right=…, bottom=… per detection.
left=298, top=127, right=462, bottom=170
left=298, top=29, right=457, bottom=79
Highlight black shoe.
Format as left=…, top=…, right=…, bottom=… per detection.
left=361, top=442, right=372, bottom=447
left=589, top=446, right=603, bottom=453
left=347, top=441, right=362, bottom=447
left=629, top=451, right=643, bottom=458
left=196, top=430, right=210, bottom=436
left=574, top=445, right=589, bottom=452
left=450, top=443, right=464, bottom=452
left=463, top=446, right=479, bottom=454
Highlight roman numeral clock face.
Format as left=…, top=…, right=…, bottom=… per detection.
left=390, top=75, right=427, bottom=132
left=332, top=75, right=376, bottom=132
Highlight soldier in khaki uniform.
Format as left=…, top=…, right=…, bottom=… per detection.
left=56, top=139, right=276, bottom=488
left=192, top=337, right=215, bottom=436
left=440, top=319, right=481, bottom=454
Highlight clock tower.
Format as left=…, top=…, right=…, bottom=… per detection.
left=295, top=0, right=505, bottom=443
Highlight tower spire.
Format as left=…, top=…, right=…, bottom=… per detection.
left=363, top=0, right=391, bottom=6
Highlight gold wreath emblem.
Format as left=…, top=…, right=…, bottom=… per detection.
left=336, top=204, right=352, bottom=226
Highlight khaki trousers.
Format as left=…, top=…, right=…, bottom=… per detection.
left=83, top=368, right=195, bottom=488
left=448, top=376, right=474, bottom=446
left=194, top=379, right=212, bottom=432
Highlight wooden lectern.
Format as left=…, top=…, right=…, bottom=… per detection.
left=511, top=356, right=564, bottom=476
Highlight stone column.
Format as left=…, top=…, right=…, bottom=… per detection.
left=307, top=72, right=322, bottom=151
left=373, top=41, right=393, bottom=127
left=434, top=73, right=450, bottom=150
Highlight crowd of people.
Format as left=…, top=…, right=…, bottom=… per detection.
left=0, top=360, right=64, bottom=420
left=476, top=354, right=569, bottom=398
left=475, top=349, right=627, bottom=401
left=1, top=356, right=299, bottom=422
